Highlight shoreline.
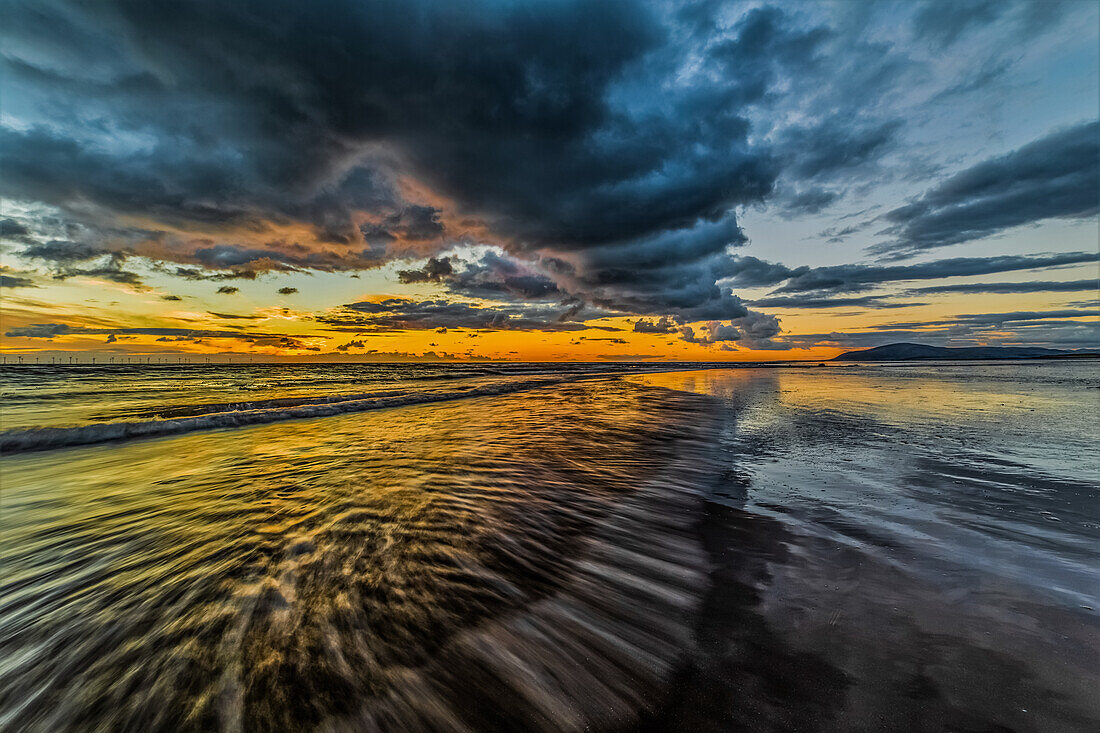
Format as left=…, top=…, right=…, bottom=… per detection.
left=0, top=364, right=742, bottom=455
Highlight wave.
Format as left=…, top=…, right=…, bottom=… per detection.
left=0, top=378, right=568, bottom=455
left=115, top=388, right=417, bottom=419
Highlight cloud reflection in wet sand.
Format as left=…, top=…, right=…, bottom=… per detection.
left=2, top=363, right=1098, bottom=732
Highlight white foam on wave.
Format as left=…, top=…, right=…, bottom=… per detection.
left=0, top=378, right=567, bottom=454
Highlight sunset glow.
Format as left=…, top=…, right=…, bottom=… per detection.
left=2, top=1, right=1096, bottom=362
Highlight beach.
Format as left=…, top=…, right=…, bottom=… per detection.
left=1, top=362, right=1098, bottom=731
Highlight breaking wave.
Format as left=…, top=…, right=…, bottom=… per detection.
left=0, top=377, right=571, bottom=454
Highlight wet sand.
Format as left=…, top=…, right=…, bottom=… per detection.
left=2, top=365, right=1098, bottom=731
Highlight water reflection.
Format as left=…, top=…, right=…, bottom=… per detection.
left=636, top=364, right=1100, bottom=731
left=3, top=363, right=1098, bottom=731
left=1, top=380, right=714, bottom=731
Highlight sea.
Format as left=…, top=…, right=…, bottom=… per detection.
left=1, top=360, right=1097, bottom=731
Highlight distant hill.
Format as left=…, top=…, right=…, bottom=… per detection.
left=832, top=342, right=1090, bottom=361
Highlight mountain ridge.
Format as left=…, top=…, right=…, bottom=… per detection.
left=832, top=342, right=1096, bottom=361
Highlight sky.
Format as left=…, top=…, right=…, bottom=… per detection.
left=1, top=0, right=1097, bottom=362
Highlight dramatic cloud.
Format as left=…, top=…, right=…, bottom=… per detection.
left=780, top=307, right=1100, bottom=350
left=0, top=0, right=1095, bottom=354
left=726, top=251, right=1100, bottom=294
left=633, top=316, right=679, bottom=334
left=906, top=279, right=1099, bottom=295
left=873, top=122, right=1099, bottom=256
left=750, top=295, right=924, bottom=310
left=0, top=0, right=825, bottom=321
left=778, top=186, right=842, bottom=216
left=397, top=257, right=456, bottom=285
left=4, top=323, right=321, bottom=350
left=395, top=252, right=575, bottom=320
left=0, top=267, right=36, bottom=288
left=784, top=322, right=1100, bottom=351
left=320, top=298, right=622, bottom=333
left=880, top=308, right=1100, bottom=329
left=674, top=309, right=781, bottom=350
left=362, top=206, right=445, bottom=245
left=778, top=119, right=903, bottom=182
left=170, top=267, right=259, bottom=282
left=0, top=217, right=30, bottom=239
left=19, top=240, right=102, bottom=264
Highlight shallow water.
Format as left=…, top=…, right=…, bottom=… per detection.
left=0, top=362, right=680, bottom=433
left=635, top=362, right=1100, bottom=731
left=1, top=361, right=1098, bottom=731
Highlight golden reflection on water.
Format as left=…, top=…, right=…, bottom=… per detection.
left=635, top=362, right=1095, bottom=433
left=0, top=379, right=712, bottom=731
left=4, top=364, right=1099, bottom=732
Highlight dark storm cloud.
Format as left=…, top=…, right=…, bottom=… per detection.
left=11, top=239, right=151, bottom=289
left=676, top=310, right=782, bottom=349
left=189, top=244, right=370, bottom=274
left=398, top=251, right=562, bottom=300
left=0, top=0, right=801, bottom=321
left=336, top=340, right=366, bottom=352
left=5, top=323, right=321, bottom=349
left=779, top=187, right=842, bottom=216
left=277, top=287, right=298, bottom=295
left=880, top=309, right=1099, bottom=329
left=359, top=206, right=446, bottom=250
left=873, top=121, right=1100, bottom=256
left=907, top=279, right=1099, bottom=295
left=779, top=119, right=904, bottom=181
left=547, top=217, right=755, bottom=319
left=6, top=323, right=77, bottom=338
left=320, top=298, right=622, bottom=333
left=1, top=0, right=1090, bottom=330
left=397, top=257, right=455, bottom=285
left=160, top=295, right=183, bottom=301
left=726, top=251, right=1100, bottom=293
left=216, top=286, right=239, bottom=295
left=0, top=218, right=31, bottom=240
left=706, top=5, right=832, bottom=108
left=633, top=316, right=679, bottom=334
left=54, top=266, right=146, bottom=287
left=0, top=268, right=36, bottom=288
left=387, top=206, right=444, bottom=242
left=0, top=0, right=672, bottom=247
left=0, top=102, right=398, bottom=248
left=19, top=240, right=103, bottom=263
left=750, top=295, right=924, bottom=310
left=170, top=267, right=259, bottom=282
